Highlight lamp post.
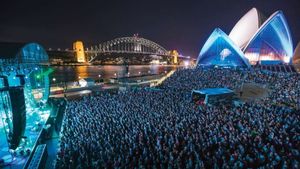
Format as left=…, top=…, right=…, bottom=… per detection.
left=114, top=73, right=118, bottom=83
left=52, top=78, right=56, bottom=88
left=52, top=78, right=56, bottom=84
left=98, top=74, right=101, bottom=84
left=63, top=81, right=67, bottom=100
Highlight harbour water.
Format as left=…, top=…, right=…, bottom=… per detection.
left=50, top=65, right=178, bottom=83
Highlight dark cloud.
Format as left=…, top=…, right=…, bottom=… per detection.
left=0, top=0, right=299, bottom=57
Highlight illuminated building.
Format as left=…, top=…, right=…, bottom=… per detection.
left=197, top=28, right=250, bottom=67
left=243, top=11, right=293, bottom=64
left=197, top=8, right=294, bottom=66
left=229, top=8, right=266, bottom=49
left=73, top=41, right=86, bottom=63
left=0, top=42, right=51, bottom=161
left=293, top=42, right=300, bottom=72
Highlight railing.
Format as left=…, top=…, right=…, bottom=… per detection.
left=26, top=144, right=48, bottom=169
left=87, top=49, right=170, bottom=63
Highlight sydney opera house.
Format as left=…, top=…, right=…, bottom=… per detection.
left=197, top=8, right=294, bottom=67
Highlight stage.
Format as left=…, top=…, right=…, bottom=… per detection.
left=0, top=106, right=50, bottom=169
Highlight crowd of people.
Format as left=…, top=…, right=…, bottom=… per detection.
left=56, top=67, right=300, bottom=169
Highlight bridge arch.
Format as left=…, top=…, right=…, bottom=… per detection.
left=88, top=37, right=169, bottom=62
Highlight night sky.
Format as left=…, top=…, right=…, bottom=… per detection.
left=0, top=0, right=299, bottom=57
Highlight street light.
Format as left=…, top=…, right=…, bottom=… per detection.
left=98, top=74, right=101, bottom=84
left=184, top=60, right=190, bottom=67
left=52, top=78, right=57, bottom=88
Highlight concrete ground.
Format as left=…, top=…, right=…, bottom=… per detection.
left=235, top=83, right=269, bottom=102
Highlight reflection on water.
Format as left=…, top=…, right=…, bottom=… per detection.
left=50, top=65, right=177, bottom=82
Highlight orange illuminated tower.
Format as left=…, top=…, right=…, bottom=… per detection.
left=73, top=41, right=86, bottom=63
left=169, top=50, right=179, bottom=64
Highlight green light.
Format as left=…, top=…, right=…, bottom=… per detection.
left=43, top=68, right=54, bottom=75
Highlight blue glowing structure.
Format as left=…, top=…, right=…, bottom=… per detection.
left=243, top=11, right=293, bottom=64
left=197, top=28, right=250, bottom=67
left=0, top=42, right=51, bottom=152
left=0, top=43, right=50, bottom=106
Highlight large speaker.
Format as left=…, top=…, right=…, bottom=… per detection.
left=16, top=74, right=26, bottom=86
left=8, top=87, right=26, bottom=150
left=0, top=75, right=9, bottom=89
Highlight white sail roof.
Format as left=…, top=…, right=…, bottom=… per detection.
left=229, top=8, right=265, bottom=49
left=197, top=28, right=250, bottom=67
left=243, top=11, right=293, bottom=63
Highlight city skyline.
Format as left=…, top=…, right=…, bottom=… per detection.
left=0, top=0, right=299, bottom=57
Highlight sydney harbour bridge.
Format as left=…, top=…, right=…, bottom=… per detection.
left=62, top=35, right=191, bottom=65
left=87, top=36, right=169, bottom=62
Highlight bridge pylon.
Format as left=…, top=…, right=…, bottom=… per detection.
left=73, top=41, right=86, bottom=63
left=169, top=50, right=179, bottom=65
